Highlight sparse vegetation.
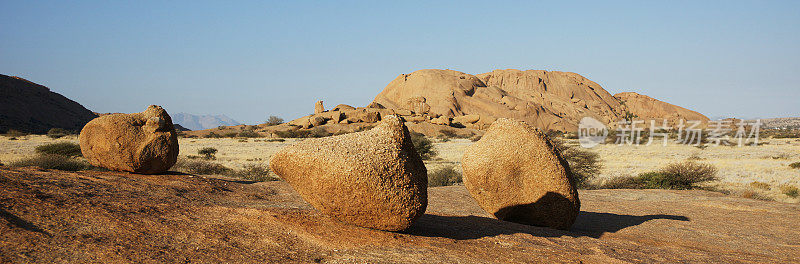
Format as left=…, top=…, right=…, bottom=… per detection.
left=598, top=161, right=717, bottom=190
left=173, top=158, right=231, bottom=175
left=428, top=165, right=462, bottom=187
left=439, top=129, right=458, bottom=138
left=266, top=116, right=284, bottom=126
left=411, top=132, right=436, bottom=160
left=749, top=181, right=771, bottom=190
left=273, top=128, right=332, bottom=138
left=205, top=132, right=222, bottom=138
left=35, top=142, right=82, bottom=157
left=9, top=154, right=89, bottom=171
left=198, top=147, right=218, bottom=160
left=237, top=130, right=261, bottom=138
left=47, top=128, right=71, bottom=139
left=4, top=129, right=27, bottom=137
left=227, top=164, right=277, bottom=182
left=741, top=190, right=774, bottom=201
left=779, top=184, right=799, bottom=198
left=173, top=159, right=277, bottom=182
left=789, top=162, right=800, bottom=169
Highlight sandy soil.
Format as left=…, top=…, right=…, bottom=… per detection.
left=1, top=135, right=799, bottom=202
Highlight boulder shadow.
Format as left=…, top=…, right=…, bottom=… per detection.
left=0, top=207, right=51, bottom=236
left=406, top=192, right=689, bottom=240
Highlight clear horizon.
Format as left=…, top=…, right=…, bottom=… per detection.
left=2, top=1, right=799, bottom=124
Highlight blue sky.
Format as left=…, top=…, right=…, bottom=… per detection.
left=1, top=1, right=798, bottom=124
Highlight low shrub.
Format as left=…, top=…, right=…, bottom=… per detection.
left=237, top=130, right=261, bottom=138
left=9, top=154, right=90, bottom=171
left=4, top=129, right=27, bottom=137
left=173, top=159, right=232, bottom=175
left=411, top=132, right=436, bottom=160
left=549, top=136, right=602, bottom=189
left=223, top=132, right=239, bottom=138
left=741, top=190, right=774, bottom=201
left=205, top=132, right=222, bottom=138
left=439, top=129, right=458, bottom=138
left=789, top=162, right=800, bottom=169
left=749, top=181, right=771, bottom=190
left=173, top=159, right=277, bottom=182
left=35, top=142, right=82, bottom=157
left=779, top=184, right=799, bottom=198
left=428, top=165, right=462, bottom=187
left=227, top=164, right=277, bottom=182
left=47, top=128, right=71, bottom=139
left=198, top=147, right=218, bottom=160
left=598, top=161, right=717, bottom=190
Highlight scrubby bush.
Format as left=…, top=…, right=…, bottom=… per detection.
left=237, top=130, right=261, bottom=138
left=173, top=159, right=277, bottom=182
left=439, top=129, right=458, bottom=139
left=4, top=129, right=27, bottom=137
left=205, top=132, right=222, bottom=138
left=47, top=128, right=70, bottom=139
left=740, top=190, right=774, bottom=201
left=9, top=154, right=89, bottom=171
left=227, top=164, right=277, bottom=182
left=660, top=161, right=718, bottom=184
left=428, top=165, right=462, bottom=187
left=173, top=158, right=231, bottom=175
left=35, top=142, right=83, bottom=157
left=749, top=181, right=771, bottom=190
left=410, top=132, right=436, bottom=160
left=549, top=136, right=601, bottom=189
left=265, top=116, right=284, bottom=126
left=198, top=147, right=218, bottom=160
left=223, top=132, right=239, bottom=138
left=598, top=161, right=717, bottom=190
left=789, top=162, right=800, bottom=169
left=780, top=184, right=799, bottom=198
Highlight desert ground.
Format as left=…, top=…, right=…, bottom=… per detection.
left=1, top=166, right=798, bottom=263
left=1, top=135, right=799, bottom=203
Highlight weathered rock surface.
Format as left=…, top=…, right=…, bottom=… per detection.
left=314, top=100, right=325, bottom=115
left=79, top=105, right=179, bottom=174
left=0, top=74, right=98, bottom=133
left=269, top=115, right=427, bottom=231
left=462, top=118, right=580, bottom=230
left=1, top=167, right=797, bottom=263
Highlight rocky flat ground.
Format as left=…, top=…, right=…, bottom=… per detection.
left=1, top=166, right=798, bottom=263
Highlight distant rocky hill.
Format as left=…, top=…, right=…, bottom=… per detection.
left=185, top=68, right=710, bottom=137
left=614, top=92, right=709, bottom=124
left=0, top=74, right=98, bottom=134
left=172, top=113, right=241, bottom=131
left=755, top=117, right=800, bottom=129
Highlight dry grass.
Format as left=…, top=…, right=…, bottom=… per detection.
left=9, top=154, right=90, bottom=171
left=749, top=181, right=771, bottom=190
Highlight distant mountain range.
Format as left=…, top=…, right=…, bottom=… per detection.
left=172, top=113, right=241, bottom=131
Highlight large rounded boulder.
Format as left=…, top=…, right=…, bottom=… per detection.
left=461, top=118, right=580, bottom=230
left=79, top=105, right=179, bottom=174
left=270, top=115, right=427, bottom=231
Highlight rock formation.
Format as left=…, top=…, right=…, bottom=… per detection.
left=461, top=118, right=580, bottom=230
left=79, top=105, right=179, bottom=174
left=0, top=74, right=98, bottom=133
left=269, top=115, right=427, bottom=231
left=315, top=100, right=325, bottom=115
left=614, top=92, right=710, bottom=125
left=371, top=69, right=626, bottom=132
